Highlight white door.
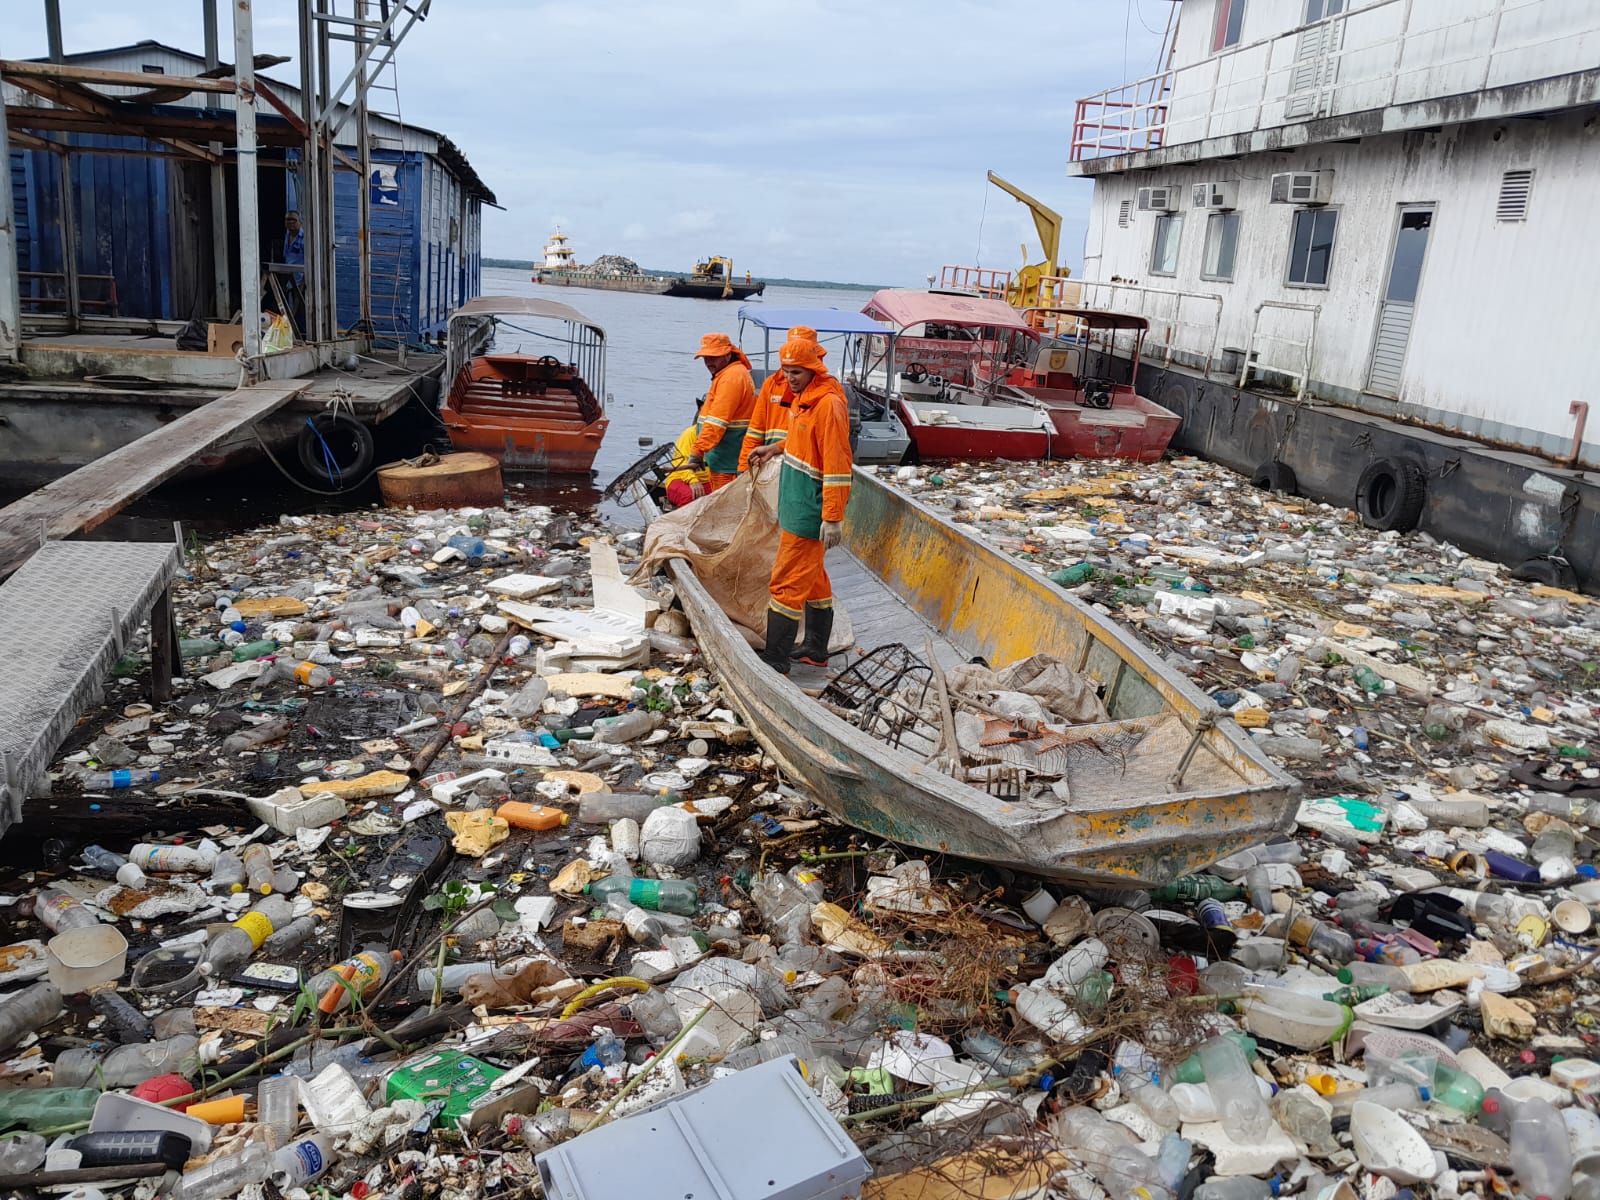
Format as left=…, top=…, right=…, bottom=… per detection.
left=1366, top=206, right=1434, bottom=398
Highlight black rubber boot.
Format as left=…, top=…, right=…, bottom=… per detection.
left=760, top=610, right=799, bottom=675
left=791, top=605, right=834, bottom=667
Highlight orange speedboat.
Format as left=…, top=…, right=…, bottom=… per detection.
left=440, top=296, right=609, bottom=474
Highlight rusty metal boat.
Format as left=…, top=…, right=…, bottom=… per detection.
left=441, top=296, right=609, bottom=473
left=636, top=469, right=1299, bottom=885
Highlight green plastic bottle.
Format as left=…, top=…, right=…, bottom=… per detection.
left=1323, top=984, right=1389, bottom=1005
left=1050, top=563, right=1095, bottom=587
left=585, top=876, right=698, bottom=916
left=1148, top=875, right=1244, bottom=903
left=232, top=639, right=279, bottom=662
left=0, top=1088, right=100, bottom=1132
left=180, top=637, right=225, bottom=658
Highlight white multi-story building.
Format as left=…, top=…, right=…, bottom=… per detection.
left=1069, top=0, right=1600, bottom=464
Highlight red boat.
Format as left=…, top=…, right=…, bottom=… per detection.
left=440, top=296, right=609, bottom=473
left=979, top=308, right=1180, bottom=463
left=860, top=288, right=1053, bottom=461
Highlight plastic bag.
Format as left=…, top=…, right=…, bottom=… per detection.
left=261, top=312, right=294, bottom=353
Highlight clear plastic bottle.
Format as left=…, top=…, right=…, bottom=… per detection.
left=257, top=1074, right=300, bottom=1148
left=173, top=1141, right=272, bottom=1200
left=786, top=864, right=827, bottom=903
left=100, top=1035, right=200, bottom=1088
left=222, top=717, right=292, bottom=755
left=1210, top=842, right=1304, bottom=879
left=210, top=851, right=246, bottom=890
left=1286, top=914, right=1356, bottom=963
left=1408, top=798, right=1490, bottom=828
left=80, top=845, right=132, bottom=881
left=576, top=792, right=673, bottom=823
left=200, top=895, right=293, bottom=978
left=271, top=1132, right=333, bottom=1188
left=1244, top=864, right=1273, bottom=914
left=79, top=769, right=160, bottom=789
left=0, top=1131, right=46, bottom=1174
left=750, top=870, right=814, bottom=945
left=1194, top=1180, right=1275, bottom=1200
left=1511, top=1097, right=1573, bottom=1200
left=591, top=711, right=663, bottom=744
left=1327, top=1083, right=1426, bottom=1117
left=0, top=983, right=62, bottom=1052
left=1338, top=961, right=1413, bottom=991
left=573, top=1031, right=625, bottom=1074
left=623, top=988, right=683, bottom=1044
left=34, top=888, right=100, bottom=933
left=584, top=875, right=698, bottom=916
left=963, top=1030, right=1039, bottom=1079
left=1368, top=1051, right=1484, bottom=1114
left=1197, top=1035, right=1275, bottom=1141
left=240, top=844, right=276, bottom=895
left=1168, top=1077, right=1275, bottom=1123
left=262, top=915, right=320, bottom=956
left=262, top=660, right=332, bottom=689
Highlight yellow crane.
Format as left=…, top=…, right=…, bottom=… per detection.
left=986, top=171, right=1071, bottom=308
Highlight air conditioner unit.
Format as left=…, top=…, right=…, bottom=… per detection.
left=1191, top=181, right=1238, bottom=210
left=1136, top=186, right=1178, bottom=212
left=1269, top=170, right=1333, bottom=206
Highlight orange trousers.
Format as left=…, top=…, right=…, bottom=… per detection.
left=768, top=530, right=832, bottom=619
left=707, top=471, right=738, bottom=492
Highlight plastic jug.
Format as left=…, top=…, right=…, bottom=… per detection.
left=1511, top=1097, right=1573, bottom=1200
left=1197, top=1035, right=1275, bottom=1141
left=496, top=801, right=570, bottom=831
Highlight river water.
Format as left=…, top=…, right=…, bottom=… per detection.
left=25, top=267, right=876, bottom=540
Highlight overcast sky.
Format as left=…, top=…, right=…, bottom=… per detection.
left=11, top=1, right=1172, bottom=286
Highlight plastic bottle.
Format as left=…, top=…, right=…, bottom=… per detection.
left=445, top=533, right=490, bottom=561
left=623, top=988, right=683, bottom=1044
left=1244, top=864, right=1274, bottom=914
left=1511, top=1097, right=1573, bottom=1200
left=222, top=718, right=292, bottom=755
left=1337, top=961, right=1413, bottom=991
left=1327, top=1083, right=1426, bottom=1117
left=173, top=1141, right=272, bottom=1200
left=585, top=875, right=698, bottom=916
left=1286, top=914, right=1356, bottom=963
left=129, top=842, right=217, bottom=875
left=1168, top=1077, right=1275, bottom=1123
left=257, top=1074, right=300, bottom=1148
left=0, top=1088, right=99, bottom=1132
left=262, top=915, right=320, bottom=956
left=573, top=1031, right=625, bottom=1074
left=1408, top=798, right=1490, bottom=828
left=963, top=1030, right=1040, bottom=1079
left=750, top=870, right=815, bottom=945
left=1528, top=794, right=1600, bottom=827
left=240, top=844, right=276, bottom=895
left=303, top=948, right=403, bottom=1015
left=34, top=888, right=101, bottom=933
left=271, top=1132, right=333, bottom=1188
left=80, top=844, right=140, bottom=885
left=0, top=983, right=63, bottom=1052
left=1197, top=1035, right=1275, bottom=1141
left=210, top=851, right=246, bottom=890
left=591, top=711, right=663, bottom=744
left=79, top=769, right=160, bottom=789
left=231, top=639, right=279, bottom=662
left=199, top=895, right=293, bottom=978
left=100, top=1035, right=200, bottom=1088
left=90, top=990, right=153, bottom=1041
left=496, top=801, right=571, bottom=831
left=262, top=660, right=332, bottom=688
left=1353, top=665, right=1386, bottom=694
left=1114, top=1042, right=1181, bottom=1130
left=1367, top=1051, right=1484, bottom=1114
left=575, top=792, right=674, bottom=823
left=1148, top=875, right=1242, bottom=902
left=0, top=1131, right=45, bottom=1173
left=1173, top=1031, right=1258, bottom=1084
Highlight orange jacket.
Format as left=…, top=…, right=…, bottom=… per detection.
left=777, top=372, right=852, bottom=538
left=738, top=372, right=795, bottom=472
left=691, top=359, right=756, bottom=473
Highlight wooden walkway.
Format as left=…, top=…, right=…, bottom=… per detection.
left=0, top=380, right=306, bottom=576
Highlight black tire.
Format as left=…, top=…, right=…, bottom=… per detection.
left=1512, top=555, right=1579, bottom=591
left=297, top=413, right=376, bottom=485
left=1251, top=460, right=1298, bottom=495
left=1355, top=458, right=1427, bottom=532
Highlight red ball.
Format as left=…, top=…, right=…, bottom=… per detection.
left=132, top=1073, right=193, bottom=1108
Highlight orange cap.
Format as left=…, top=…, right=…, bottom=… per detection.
left=693, top=332, right=736, bottom=358
left=778, top=338, right=826, bottom=373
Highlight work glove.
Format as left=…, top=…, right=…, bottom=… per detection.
left=820, top=520, right=843, bottom=550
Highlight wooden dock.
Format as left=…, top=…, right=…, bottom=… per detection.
left=0, top=379, right=306, bottom=576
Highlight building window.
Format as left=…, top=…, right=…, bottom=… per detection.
left=1201, top=212, right=1240, bottom=280
left=1286, top=208, right=1338, bottom=286
left=1496, top=169, right=1533, bottom=221
left=1149, top=213, right=1183, bottom=276
left=1304, top=0, right=1343, bottom=21
left=1213, top=0, right=1247, bottom=51
left=1118, top=200, right=1132, bottom=228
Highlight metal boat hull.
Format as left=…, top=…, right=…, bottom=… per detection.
left=663, top=279, right=767, bottom=300
left=639, top=469, right=1299, bottom=884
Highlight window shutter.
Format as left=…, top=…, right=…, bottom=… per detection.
left=1118, top=200, right=1132, bottom=228
left=1496, top=169, right=1533, bottom=221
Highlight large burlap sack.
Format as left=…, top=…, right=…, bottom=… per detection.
left=630, top=463, right=851, bottom=650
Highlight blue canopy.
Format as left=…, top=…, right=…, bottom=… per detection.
left=737, top=306, right=891, bottom=335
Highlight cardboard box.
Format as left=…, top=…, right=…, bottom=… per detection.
left=207, top=322, right=245, bottom=357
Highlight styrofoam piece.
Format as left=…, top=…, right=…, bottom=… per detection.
left=588, top=541, right=658, bottom=626
left=487, top=573, right=565, bottom=600
left=247, top=786, right=347, bottom=834
left=430, top=768, right=506, bottom=805
left=514, top=896, right=558, bottom=933
left=1354, top=992, right=1463, bottom=1030
left=535, top=1056, right=869, bottom=1200
left=497, top=602, right=648, bottom=658
left=90, top=1091, right=213, bottom=1154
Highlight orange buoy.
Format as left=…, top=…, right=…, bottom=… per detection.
left=378, top=452, right=503, bottom=510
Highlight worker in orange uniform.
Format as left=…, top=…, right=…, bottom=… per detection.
left=684, top=333, right=755, bottom=491
left=740, top=325, right=824, bottom=473
left=759, top=338, right=853, bottom=674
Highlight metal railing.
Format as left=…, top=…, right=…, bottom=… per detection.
left=1241, top=301, right=1320, bottom=401
left=18, top=271, right=119, bottom=316
left=1070, top=0, right=1594, bottom=161
left=936, top=265, right=1011, bottom=301
left=1062, top=278, right=1225, bottom=378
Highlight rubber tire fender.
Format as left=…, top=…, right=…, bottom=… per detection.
left=297, top=412, right=376, bottom=484
left=1511, top=555, right=1579, bottom=591
left=1251, top=460, right=1298, bottom=495
left=1354, top=457, right=1427, bottom=532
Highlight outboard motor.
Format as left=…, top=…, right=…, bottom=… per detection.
left=1081, top=376, right=1114, bottom=409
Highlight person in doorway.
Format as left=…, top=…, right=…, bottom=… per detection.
left=761, top=337, right=852, bottom=674
left=683, top=333, right=755, bottom=491
left=740, top=325, right=824, bottom=473
left=282, top=210, right=306, bottom=337
left=662, top=398, right=712, bottom=509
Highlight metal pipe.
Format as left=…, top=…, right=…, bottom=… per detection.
left=356, top=0, right=374, bottom=341
left=1568, top=401, right=1589, bottom=467
left=297, top=0, right=325, bottom=342
left=44, top=0, right=64, bottom=62
left=234, top=0, right=262, bottom=364
left=203, top=0, right=231, bottom=319
left=316, top=4, right=336, bottom=343
left=55, top=151, right=79, bottom=334
left=0, top=81, right=22, bottom=361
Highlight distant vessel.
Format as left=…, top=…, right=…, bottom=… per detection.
left=531, top=232, right=764, bottom=300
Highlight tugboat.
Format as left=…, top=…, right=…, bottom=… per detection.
left=539, top=227, right=578, bottom=274
left=663, top=256, right=766, bottom=300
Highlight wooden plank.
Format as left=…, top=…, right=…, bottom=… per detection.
left=0, top=381, right=307, bottom=576
left=0, top=60, right=237, bottom=93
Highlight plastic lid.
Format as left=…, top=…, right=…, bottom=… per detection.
left=1337, top=967, right=1354, bottom=984
left=1481, top=1096, right=1499, bottom=1114
left=1419, top=1086, right=1431, bottom=1102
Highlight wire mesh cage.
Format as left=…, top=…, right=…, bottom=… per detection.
left=820, top=643, right=941, bottom=756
